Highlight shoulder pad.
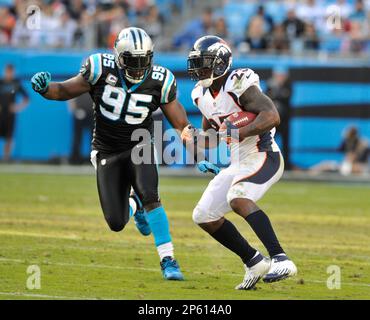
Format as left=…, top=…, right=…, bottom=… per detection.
left=225, top=68, right=261, bottom=98
left=158, top=66, right=177, bottom=104
left=191, top=83, right=203, bottom=107
left=81, top=53, right=103, bottom=85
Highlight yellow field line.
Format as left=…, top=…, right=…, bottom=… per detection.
left=1, top=229, right=370, bottom=256
left=0, top=257, right=159, bottom=272
left=0, top=230, right=81, bottom=240
left=0, top=218, right=102, bottom=228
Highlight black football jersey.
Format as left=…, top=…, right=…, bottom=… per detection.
left=80, top=53, right=177, bottom=153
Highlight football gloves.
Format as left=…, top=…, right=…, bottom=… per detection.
left=31, top=72, right=51, bottom=94
left=197, top=160, right=220, bottom=175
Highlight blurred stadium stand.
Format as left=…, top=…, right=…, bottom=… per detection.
left=0, top=0, right=369, bottom=54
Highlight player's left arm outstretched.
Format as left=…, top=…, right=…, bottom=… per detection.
left=31, top=72, right=90, bottom=100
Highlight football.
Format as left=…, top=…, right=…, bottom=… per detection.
left=219, top=111, right=257, bottom=131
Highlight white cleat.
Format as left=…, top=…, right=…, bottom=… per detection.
left=263, top=254, right=297, bottom=283
left=235, top=252, right=271, bottom=290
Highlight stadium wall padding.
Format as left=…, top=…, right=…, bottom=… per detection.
left=0, top=49, right=369, bottom=167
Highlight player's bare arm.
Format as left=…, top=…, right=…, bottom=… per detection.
left=182, top=116, right=219, bottom=150
left=238, top=85, right=280, bottom=140
left=41, top=74, right=90, bottom=101
left=160, top=98, right=190, bottom=133
left=162, top=99, right=210, bottom=163
left=199, top=116, right=219, bottom=149
left=202, top=116, right=212, bottom=131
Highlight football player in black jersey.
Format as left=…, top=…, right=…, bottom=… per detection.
left=31, top=27, right=195, bottom=280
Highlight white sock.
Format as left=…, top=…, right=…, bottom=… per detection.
left=129, top=197, right=137, bottom=217
left=157, top=242, right=174, bottom=261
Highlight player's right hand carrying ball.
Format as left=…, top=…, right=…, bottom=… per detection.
left=197, top=160, right=220, bottom=175
left=31, top=72, right=51, bottom=94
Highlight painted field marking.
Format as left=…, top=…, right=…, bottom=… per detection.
left=0, top=257, right=369, bottom=289
left=0, top=291, right=101, bottom=300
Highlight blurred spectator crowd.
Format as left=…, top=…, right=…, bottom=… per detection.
left=0, top=0, right=369, bottom=56
left=173, top=0, right=370, bottom=56
left=0, top=0, right=175, bottom=49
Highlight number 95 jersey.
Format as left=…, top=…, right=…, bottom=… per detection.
left=80, top=53, right=177, bottom=153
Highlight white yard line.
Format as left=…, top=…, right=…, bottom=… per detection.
left=1, top=257, right=369, bottom=288
left=1, top=164, right=369, bottom=184
left=0, top=291, right=101, bottom=300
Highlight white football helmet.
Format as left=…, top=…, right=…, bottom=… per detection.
left=114, top=27, right=154, bottom=84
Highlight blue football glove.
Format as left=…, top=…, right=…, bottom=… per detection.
left=31, top=72, right=51, bottom=94
left=197, top=160, right=220, bottom=175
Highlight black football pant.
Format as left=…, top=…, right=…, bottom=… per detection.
left=96, top=145, right=159, bottom=232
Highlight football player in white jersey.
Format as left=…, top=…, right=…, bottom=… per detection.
left=184, top=36, right=297, bottom=290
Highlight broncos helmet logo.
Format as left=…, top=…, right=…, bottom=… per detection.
left=208, top=42, right=231, bottom=56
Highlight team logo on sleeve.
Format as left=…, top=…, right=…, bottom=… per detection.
left=231, top=69, right=251, bottom=90
left=233, top=74, right=244, bottom=90
left=208, top=42, right=231, bottom=56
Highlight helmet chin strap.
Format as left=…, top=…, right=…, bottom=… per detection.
left=199, top=73, right=223, bottom=88
left=125, top=72, right=142, bottom=84
left=124, top=69, right=147, bottom=84
left=199, top=78, right=213, bottom=88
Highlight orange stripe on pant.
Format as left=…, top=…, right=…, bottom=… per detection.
left=232, top=152, right=268, bottom=186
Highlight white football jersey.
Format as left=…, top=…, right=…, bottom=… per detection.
left=191, top=68, right=280, bottom=163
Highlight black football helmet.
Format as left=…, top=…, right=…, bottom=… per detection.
left=188, top=35, right=232, bottom=87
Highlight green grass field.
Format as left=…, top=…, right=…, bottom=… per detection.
left=0, top=172, right=369, bottom=300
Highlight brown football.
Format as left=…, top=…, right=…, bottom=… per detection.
left=219, top=111, right=257, bottom=131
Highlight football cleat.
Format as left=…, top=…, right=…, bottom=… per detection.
left=130, top=193, right=151, bottom=236
left=263, top=254, right=297, bottom=283
left=235, top=252, right=271, bottom=290
left=160, top=256, right=184, bottom=281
